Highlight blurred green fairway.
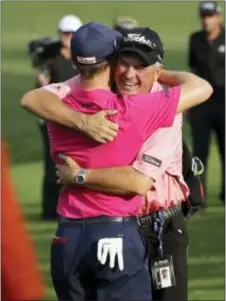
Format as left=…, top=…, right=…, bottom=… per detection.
left=2, top=1, right=225, bottom=300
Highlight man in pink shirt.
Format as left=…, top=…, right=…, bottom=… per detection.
left=56, top=84, right=189, bottom=301
left=49, top=29, right=206, bottom=301
left=46, top=24, right=184, bottom=301
left=21, top=23, right=212, bottom=301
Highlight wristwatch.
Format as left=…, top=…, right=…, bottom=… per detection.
left=74, top=169, right=88, bottom=185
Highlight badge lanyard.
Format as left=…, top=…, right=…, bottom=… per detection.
left=153, top=211, right=164, bottom=258
left=151, top=211, right=176, bottom=290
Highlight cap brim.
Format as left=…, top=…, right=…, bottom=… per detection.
left=200, top=10, right=217, bottom=16
left=118, top=47, right=158, bottom=66
left=59, top=28, right=76, bottom=32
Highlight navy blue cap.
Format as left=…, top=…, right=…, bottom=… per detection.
left=70, top=21, right=122, bottom=65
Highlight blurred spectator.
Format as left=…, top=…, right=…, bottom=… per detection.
left=1, top=140, right=44, bottom=300
left=36, top=15, right=82, bottom=220
left=188, top=1, right=225, bottom=205
left=113, top=15, right=138, bottom=34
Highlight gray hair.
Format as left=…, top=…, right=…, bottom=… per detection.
left=155, top=62, right=162, bottom=68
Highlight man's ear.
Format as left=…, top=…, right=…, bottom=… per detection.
left=156, top=64, right=164, bottom=80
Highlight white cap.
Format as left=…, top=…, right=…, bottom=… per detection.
left=58, top=15, right=82, bottom=32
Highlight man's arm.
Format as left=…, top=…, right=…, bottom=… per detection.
left=21, top=88, right=86, bottom=129
left=85, top=166, right=154, bottom=196
left=159, top=70, right=213, bottom=113
left=21, top=71, right=212, bottom=143
left=83, top=185, right=134, bottom=196
left=57, top=156, right=154, bottom=196
left=21, top=70, right=212, bottom=137
left=20, top=84, right=119, bottom=144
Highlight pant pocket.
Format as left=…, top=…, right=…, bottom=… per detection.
left=170, top=213, right=189, bottom=245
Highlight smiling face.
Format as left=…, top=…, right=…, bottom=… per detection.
left=114, top=54, right=163, bottom=95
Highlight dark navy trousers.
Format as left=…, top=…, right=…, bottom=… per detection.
left=51, top=218, right=151, bottom=301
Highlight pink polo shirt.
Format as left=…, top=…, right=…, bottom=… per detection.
left=43, top=75, right=181, bottom=218
left=133, top=82, right=189, bottom=213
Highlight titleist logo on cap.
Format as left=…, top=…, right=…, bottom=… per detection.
left=123, top=33, right=156, bottom=49
left=77, top=56, right=97, bottom=64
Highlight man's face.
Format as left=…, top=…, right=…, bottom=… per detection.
left=162, top=270, right=168, bottom=278
left=59, top=31, right=74, bottom=49
left=201, top=14, right=221, bottom=33
left=114, top=54, right=163, bottom=95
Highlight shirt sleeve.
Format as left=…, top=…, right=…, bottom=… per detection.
left=132, top=114, right=182, bottom=181
left=41, top=82, right=71, bottom=99
left=41, top=75, right=79, bottom=99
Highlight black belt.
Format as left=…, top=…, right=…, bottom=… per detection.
left=137, top=203, right=182, bottom=231
left=59, top=215, right=137, bottom=225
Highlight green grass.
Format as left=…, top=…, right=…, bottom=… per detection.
left=2, top=1, right=225, bottom=300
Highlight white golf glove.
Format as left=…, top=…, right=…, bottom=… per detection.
left=97, top=237, right=124, bottom=271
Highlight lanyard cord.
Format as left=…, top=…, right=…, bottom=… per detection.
left=153, top=211, right=164, bottom=258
